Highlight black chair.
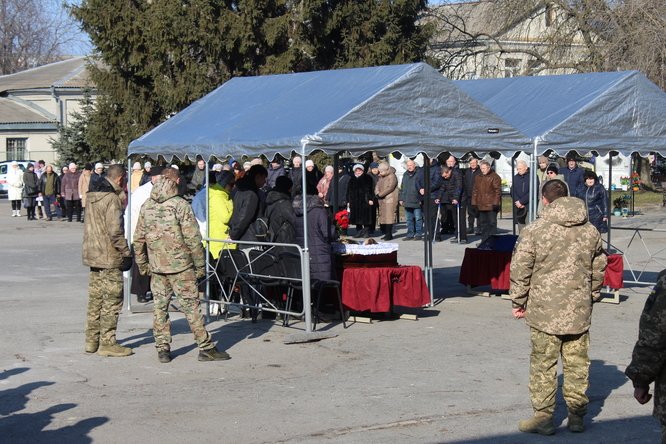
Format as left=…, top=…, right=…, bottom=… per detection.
left=248, top=249, right=288, bottom=317
left=220, top=249, right=260, bottom=322
left=279, top=251, right=347, bottom=330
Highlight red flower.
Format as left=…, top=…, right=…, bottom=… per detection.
left=335, top=209, right=349, bottom=230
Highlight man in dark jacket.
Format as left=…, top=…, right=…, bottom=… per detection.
left=267, top=158, right=286, bottom=189
left=415, top=158, right=442, bottom=241
left=293, top=195, right=336, bottom=281
left=326, top=164, right=351, bottom=211
left=346, top=164, right=375, bottom=238
left=438, top=165, right=467, bottom=243
left=229, top=164, right=268, bottom=242
left=265, top=176, right=296, bottom=244
left=289, top=156, right=303, bottom=197
left=464, top=158, right=481, bottom=234
left=82, top=164, right=133, bottom=357
left=511, top=160, right=531, bottom=233
left=561, top=156, right=585, bottom=192
left=399, top=159, right=422, bottom=240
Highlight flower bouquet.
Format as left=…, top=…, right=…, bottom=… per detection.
left=334, top=209, right=350, bottom=236
left=631, top=172, right=641, bottom=191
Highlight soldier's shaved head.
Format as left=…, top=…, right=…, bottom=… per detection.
left=542, top=179, right=568, bottom=203
left=105, top=164, right=125, bottom=180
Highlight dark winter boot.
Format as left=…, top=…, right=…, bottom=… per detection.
left=567, top=412, right=584, bottom=432
left=198, top=347, right=231, bottom=362
left=382, top=224, right=393, bottom=241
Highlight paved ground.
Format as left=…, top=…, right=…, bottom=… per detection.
left=1, top=198, right=665, bottom=443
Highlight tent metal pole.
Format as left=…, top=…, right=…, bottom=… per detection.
left=607, top=152, right=613, bottom=250
left=529, top=140, right=539, bottom=222
left=125, top=157, right=132, bottom=311
left=511, top=155, right=516, bottom=235
left=204, top=159, right=211, bottom=323
left=300, top=144, right=313, bottom=333
left=333, top=152, right=340, bottom=215
left=423, top=155, right=433, bottom=303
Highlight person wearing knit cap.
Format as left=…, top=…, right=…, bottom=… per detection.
left=267, top=157, right=286, bottom=189
left=130, top=161, right=144, bottom=192
left=304, top=159, right=321, bottom=196
left=288, top=156, right=303, bottom=196
left=78, top=163, right=93, bottom=216
left=537, top=155, right=549, bottom=183
left=62, top=162, right=82, bottom=222
left=139, top=162, right=152, bottom=187
left=243, top=161, right=252, bottom=172
left=88, top=163, right=106, bottom=194
left=537, top=164, right=568, bottom=214
left=347, top=163, right=374, bottom=238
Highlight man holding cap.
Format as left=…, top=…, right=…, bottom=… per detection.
left=347, top=164, right=374, bottom=238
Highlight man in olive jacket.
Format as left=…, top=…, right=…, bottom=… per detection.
left=626, top=269, right=666, bottom=441
left=133, top=168, right=230, bottom=364
left=510, top=179, right=606, bottom=435
left=82, top=164, right=133, bottom=357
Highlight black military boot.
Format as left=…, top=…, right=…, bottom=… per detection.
left=198, top=347, right=231, bottom=362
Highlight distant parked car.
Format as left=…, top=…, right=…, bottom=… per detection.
left=0, top=160, right=35, bottom=195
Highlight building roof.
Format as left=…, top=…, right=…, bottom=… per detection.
left=429, top=1, right=543, bottom=44
left=0, top=57, right=93, bottom=94
left=0, top=98, right=53, bottom=125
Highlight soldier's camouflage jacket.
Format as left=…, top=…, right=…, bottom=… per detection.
left=510, top=196, right=606, bottom=335
left=626, top=270, right=666, bottom=424
left=133, top=176, right=205, bottom=274
left=82, top=177, right=131, bottom=268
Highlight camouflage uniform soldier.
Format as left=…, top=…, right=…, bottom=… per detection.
left=510, top=179, right=606, bottom=435
left=626, top=269, right=666, bottom=441
left=82, top=164, right=134, bottom=357
left=133, top=168, right=230, bottom=363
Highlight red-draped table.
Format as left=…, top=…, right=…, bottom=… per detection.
left=341, top=265, right=430, bottom=312
left=459, top=248, right=623, bottom=297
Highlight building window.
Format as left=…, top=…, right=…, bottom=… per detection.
left=6, top=138, right=27, bottom=160
left=504, top=58, right=521, bottom=78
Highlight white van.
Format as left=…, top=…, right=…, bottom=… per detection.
left=0, top=161, right=36, bottom=195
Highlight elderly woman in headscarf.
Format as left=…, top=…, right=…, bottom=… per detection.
left=317, top=165, right=334, bottom=205
left=375, top=161, right=399, bottom=240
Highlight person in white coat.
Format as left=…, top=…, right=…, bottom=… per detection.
left=7, top=161, right=24, bottom=217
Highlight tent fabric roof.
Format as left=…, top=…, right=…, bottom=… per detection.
left=129, top=63, right=529, bottom=160
left=454, top=71, right=666, bottom=156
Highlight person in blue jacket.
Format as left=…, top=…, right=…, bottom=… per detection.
left=575, top=170, right=608, bottom=233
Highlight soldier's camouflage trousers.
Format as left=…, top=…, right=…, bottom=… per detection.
left=151, top=268, right=213, bottom=352
left=529, top=327, right=590, bottom=416
left=86, top=268, right=124, bottom=346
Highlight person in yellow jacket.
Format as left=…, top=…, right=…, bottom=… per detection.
left=192, top=170, right=236, bottom=258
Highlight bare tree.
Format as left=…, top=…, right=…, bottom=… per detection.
left=0, top=0, right=81, bottom=75
left=427, top=0, right=666, bottom=89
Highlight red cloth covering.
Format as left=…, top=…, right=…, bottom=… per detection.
left=341, top=265, right=430, bottom=312
left=459, top=248, right=512, bottom=291
left=603, top=253, right=624, bottom=289
left=459, top=249, right=624, bottom=291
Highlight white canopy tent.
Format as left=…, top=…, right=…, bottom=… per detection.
left=455, top=70, right=666, bottom=248
left=128, top=62, right=530, bottom=336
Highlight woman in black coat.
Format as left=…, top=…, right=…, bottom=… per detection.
left=293, top=195, right=336, bottom=282
left=346, top=164, right=374, bottom=238
left=265, top=176, right=296, bottom=244
left=22, top=163, right=40, bottom=220
left=575, top=170, right=608, bottom=233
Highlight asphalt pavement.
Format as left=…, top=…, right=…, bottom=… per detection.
left=1, top=198, right=665, bottom=443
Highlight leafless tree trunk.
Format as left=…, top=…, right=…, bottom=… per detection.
left=0, top=0, right=80, bottom=75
